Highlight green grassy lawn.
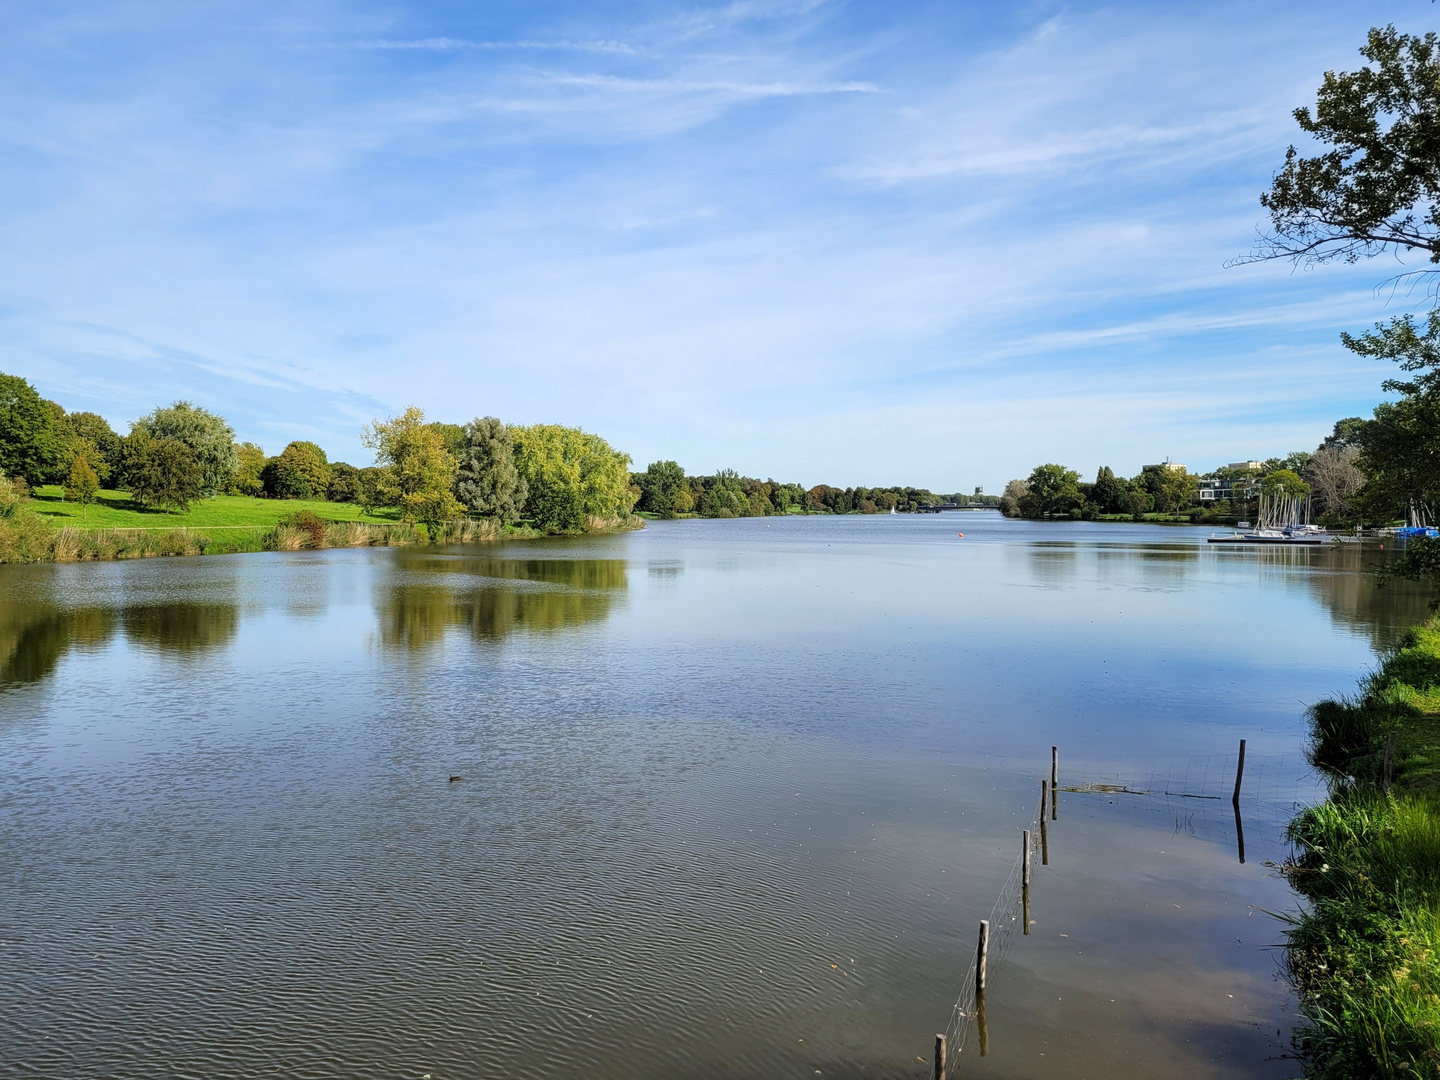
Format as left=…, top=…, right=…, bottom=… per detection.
left=30, top=486, right=402, bottom=529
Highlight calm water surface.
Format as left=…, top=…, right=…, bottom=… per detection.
left=0, top=514, right=1429, bottom=1079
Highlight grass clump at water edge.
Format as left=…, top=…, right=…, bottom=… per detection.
left=1286, top=616, right=1440, bottom=1078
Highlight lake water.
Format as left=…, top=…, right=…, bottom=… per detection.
left=0, top=514, right=1429, bottom=1079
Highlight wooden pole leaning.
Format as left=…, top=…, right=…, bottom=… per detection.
left=1040, top=781, right=1049, bottom=865
left=1051, top=746, right=1059, bottom=820
left=1232, top=739, right=1246, bottom=806
left=933, top=1033, right=946, bottom=1080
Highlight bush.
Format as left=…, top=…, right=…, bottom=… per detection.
left=0, top=506, right=55, bottom=562
left=268, top=509, right=327, bottom=549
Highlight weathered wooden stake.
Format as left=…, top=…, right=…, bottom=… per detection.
left=1385, top=731, right=1396, bottom=792
left=977, top=990, right=989, bottom=1058
left=1051, top=746, right=1059, bottom=820
left=976, top=920, right=989, bottom=994
left=1040, top=781, right=1049, bottom=865
left=1233, top=798, right=1246, bottom=865
left=933, top=1033, right=946, bottom=1080
left=1023, top=828, right=1032, bottom=935
left=1232, top=738, right=1246, bottom=807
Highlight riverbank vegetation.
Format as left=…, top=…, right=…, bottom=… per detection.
left=1285, top=619, right=1440, bottom=1078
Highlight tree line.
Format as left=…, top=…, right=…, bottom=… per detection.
left=629, top=460, right=985, bottom=518
left=0, top=374, right=634, bottom=531
left=995, top=412, right=1404, bottom=528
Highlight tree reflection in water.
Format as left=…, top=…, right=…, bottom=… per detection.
left=0, top=602, right=239, bottom=686
left=377, top=555, right=628, bottom=650
left=0, top=606, right=116, bottom=685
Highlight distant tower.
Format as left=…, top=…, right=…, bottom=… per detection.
left=974, top=486, right=983, bottom=497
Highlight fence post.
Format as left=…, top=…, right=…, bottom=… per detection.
left=933, top=1033, right=946, bottom=1080
left=1385, top=731, right=1396, bottom=792
left=1023, top=829, right=1032, bottom=934
left=1040, top=781, right=1049, bottom=865
left=1051, top=746, right=1059, bottom=820
left=1232, top=739, right=1246, bottom=806
left=976, top=920, right=989, bottom=994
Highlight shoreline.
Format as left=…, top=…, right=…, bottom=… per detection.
left=0, top=512, right=644, bottom=564
left=1284, top=618, right=1440, bottom=1077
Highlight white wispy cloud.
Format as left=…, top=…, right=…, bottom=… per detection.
left=343, top=37, right=641, bottom=55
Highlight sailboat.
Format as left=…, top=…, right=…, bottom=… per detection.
left=1208, top=490, right=1325, bottom=545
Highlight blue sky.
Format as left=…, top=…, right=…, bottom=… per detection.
left=2, top=0, right=1435, bottom=490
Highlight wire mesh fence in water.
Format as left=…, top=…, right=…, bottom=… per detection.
left=934, top=745, right=1322, bottom=1076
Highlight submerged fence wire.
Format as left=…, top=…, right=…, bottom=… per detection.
left=935, top=747, right=1322, bottom=1075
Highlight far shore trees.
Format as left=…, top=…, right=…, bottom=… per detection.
left=361, top=406, right=462, bottom=528
left=227, top=443, right=266, bottom=496
left=635, top=460, right=686, bottom=518
left=132, top=402, right=238, bottom=497
left=511, top=424, right=635, bottom=532
left=0, top=373, right=64, bottom=485
left=263, top=441, right=331, bottom=499
left=126, top=433, right=206, bottom=512
left=455, top=417, right=527, bottom=524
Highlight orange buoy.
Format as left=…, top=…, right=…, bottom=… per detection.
left=957, top=532, right=964, bottom=538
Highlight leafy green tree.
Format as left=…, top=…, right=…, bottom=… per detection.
left=1322, top=417, right=1367, bottom=450
left=1137, top=464, right=1197, bottom=513
left=227, top=442, right=267, bottom=496
left=63, top=456, right=100, bottom=517
left=672, top=485, right=694, bottom=514
left=511, top=424, right=634, bottom=532
left=998, top=479, right=1029, bottom=518
left=1260, top=469, right=1311, bottom=499
left=327, top=462, right=362, bottom=503
left=1252, top=27, right=1440, bottom=273
left=362, top=406, right=462, bottom=527
left=132, top=401, right=237, bottom=497
left=62, top=412, right=122, bottom=480
left=0, top=373, right=64, bottom=485
left=1022, top=464, right=1084, bottom=517
left=1355, top=394, right=1440, bottom=524
left=636, top=460, right=686, bottom=518
left=1090, top=466, right=1128, bottom=515
left=358, top=467, right=389, bottom=515
left=127, top=435, right=205, bottom=512
left=698, top=469, right=748, bottom=518
left=262, top=441, right=331, bottom=499
left=455, top=417, right=527, bottom=524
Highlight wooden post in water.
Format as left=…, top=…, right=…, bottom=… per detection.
left=976, top=920, right=989, bottom=994
left=1022, top=829, right=1032, bottom=935
left=1233, top=798, right=1246, bottom=865
left=1040, top=781, right=1049, bottom=865
left=1232, top=739, right=1246, bottom=807
left=1385, top=732, right=1396, bottom=792
left=933, top=1033, right=946, bottom=1080
left=1051, top=746, right=1059, bottom=820
left=977, top=990, right=989, bottom=1057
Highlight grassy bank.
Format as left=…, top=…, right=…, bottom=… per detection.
left=0, top=493, right=640, bottom=564
left=1286, top=618, right=1440, bottom=1078
left=29, top=486, right=403, bottom=528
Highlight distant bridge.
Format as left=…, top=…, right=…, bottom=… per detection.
left=917, top=503, right=1000, bottom=512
